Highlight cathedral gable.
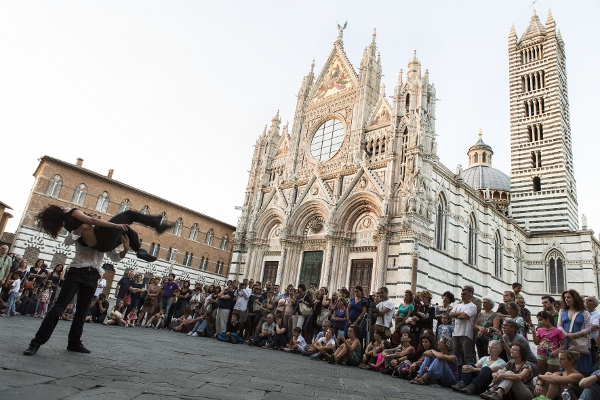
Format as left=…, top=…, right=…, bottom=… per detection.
left=366, top=96, right=392, bottom=130
left=275, top=134, right=290, bottom=158
left=307, top=43, right=359, bottom=107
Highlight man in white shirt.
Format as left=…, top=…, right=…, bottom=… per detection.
left=449, top=285, right=478, bottom=365
left=94, top=274, right=107, bottom=299
left=375, top=287, right=395, bottom=338
left=233, top=279, right=251, bottom=328
left=24, top=233, right=129, bottom=356
left=585, top=296, right=599, bottom=345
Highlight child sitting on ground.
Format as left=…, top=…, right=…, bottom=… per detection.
left=145, top=309, right=165, bottom=329
left=126, top=309, right=138, bottom=327
left=61, top=303, right=75, bottom=321
left=285, top=327, right=307, bottom=353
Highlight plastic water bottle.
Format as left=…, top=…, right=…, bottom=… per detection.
left=561, top=388, right=570, bottom=400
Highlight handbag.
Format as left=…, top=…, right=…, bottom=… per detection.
left=123, top=294, right=131, bottom=307
left=25, top=281, right=35, bottom=291
left=567, top=311, right=589, bottom=354
left=316, top=308, right=330, bottom=326
left=299, top=302, right=312, bottom=316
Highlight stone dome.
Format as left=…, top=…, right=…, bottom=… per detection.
left=463, top=165, right=511, bottom=192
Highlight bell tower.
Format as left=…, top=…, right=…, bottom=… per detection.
left=508, top=10, right=578, bottom=231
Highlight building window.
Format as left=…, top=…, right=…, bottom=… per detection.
left=533, top=177, right=541, bottom=192
left=200, top=256, right=208, bottom=270
left=71, top=183, right=87, bottom=206
left=547, top=251, right=565, bottom=294
left=220, top=234, right=229, bottom=250
left=310, top=119, right=345, bottom=162
left=140, top=205, right=150, bottom=215
left=166, top=247, right=177, bottom=262
left=183, top=251, right=192, bottom=266
left=189, top=223, right=199, bottom=241
left=515, top=245, right=523, bottom=284
left=118, top=199, right=131, bottom=213
left=435, top=195, right=447, bottom=251
left=45, top=175, right=62, bottom=198
left=468, top=214, right=477, bottom=266
left=205, top=229, right=214, bottom=246
left=216, top=261, right=224, bottom=275
left=494, top=231, right=502, bottom=278
left=95, top=191, right=110, bottom=213
left=160, top=211, right=167, bottom=224
left=173, top=218, right=183, bottom=236
left=150, top=242, right=160, bottom=257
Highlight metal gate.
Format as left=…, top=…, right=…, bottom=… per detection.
left=299, top=251, right=323, bottom=288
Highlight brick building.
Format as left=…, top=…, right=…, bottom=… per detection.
left=11, top=156, right=235, bottom=297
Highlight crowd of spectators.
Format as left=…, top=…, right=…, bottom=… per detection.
left=1, top=242, right=600, bottom=399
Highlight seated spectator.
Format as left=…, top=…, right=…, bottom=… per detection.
left=104, top=300, right=129, bottom=327
left=480, top=343, right=535, bottom=400
left=474, top=297, right=500, bottom=358
left=254, top=291, right=276, bottom=336
left=516, top=296, right=532, bottom=338
left=217, top=313, right=244, bottom=344
left=308, top=327, right=336, bottom=360
left=360, top=327, right=387, bottom=369
left=405, top=333, right=435, bottom=380
left=172, top=306, right=202, bottom=334
left=328, top=325, right=362, bottom=366
left=248, top=313, right=276, bottom=347
left=534, top=350, right=583, bottom=400
left=170, top=306, right=192, bottom=330
left=496, top=290, right=515, bottom=319
left=265, top=314, right=288, bottom=349
left=532, top=310, right=566, bottom=374
left=87, top=293, right=109, bottom=323
left=61, top=303, right=74, bottom=321
left=145, top=309, right=165, bottom=329
left=188, top=308, right=216, bottom=337
left=452, top=339, right=506, bottom=395
left=579, top=368, right=600, bottom=400
left=284, top=327, right=307, bottom=353
left=494, top=318, right=539, bottom=375
left=316, top=320, right=336, bottom=343
left=126, top=309, right=137, bottom=327
left=411, top=336, right=458, bottom=387
left=372, top=332, right=414, bottom=373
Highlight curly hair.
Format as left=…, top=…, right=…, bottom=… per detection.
left=36, top=205, right=66, bottom=238
left=440, top=336, right=455, bottom=352
left=562, top=289, right=585, bottom=311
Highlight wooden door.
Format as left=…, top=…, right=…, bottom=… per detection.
left=349, top=259, right=373, bottom=293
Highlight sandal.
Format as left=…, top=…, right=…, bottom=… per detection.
left=410, top=376, right=422, bottom=384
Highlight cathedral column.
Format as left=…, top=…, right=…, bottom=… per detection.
left=374, top=231, right=390, bottom=289
left=276, top=244, right=288, bottom=285
left=410, top=241, right=420, bottom=293
left=320, top=239, right=334, bottom=288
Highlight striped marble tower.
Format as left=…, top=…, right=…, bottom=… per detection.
left=508, top=10, right=578, bottom=232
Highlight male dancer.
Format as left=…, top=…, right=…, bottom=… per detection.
left=24, top=232, right=130, bottom=355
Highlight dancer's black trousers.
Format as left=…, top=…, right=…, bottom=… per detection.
left=92, top=210, right=161, bottom=252
left=31, top=266, right=99, bottom=347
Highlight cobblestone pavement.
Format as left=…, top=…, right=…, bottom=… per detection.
left=0, top=316, right=472, bottom=399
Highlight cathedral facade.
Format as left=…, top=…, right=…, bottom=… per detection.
left=230, top=11, right=600, bottom=306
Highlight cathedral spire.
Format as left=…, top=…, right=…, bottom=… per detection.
left=546, top=8, right=555, bottom=30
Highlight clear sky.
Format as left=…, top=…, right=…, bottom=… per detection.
left=1, top=1, right=599, bottom=236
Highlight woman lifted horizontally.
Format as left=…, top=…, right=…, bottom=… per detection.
left=36, top=205, right=173, bottom=262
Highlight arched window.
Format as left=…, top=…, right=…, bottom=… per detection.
left=200, top=256, right=209, bottom=270
left=182, top=252, right=189, bottom=266
left=95, top=191, right=110, bottom=213
left=140, top=205, right=150, bottom=215
left=474, top=153, right=478, bottom=163
left=220, top=234, right=229, bottom=250
left=205, top=229, right=214, bottom=246
left=173, top=218, right=183, bottom=236
left=150, top=242, right=160, bottom=257
left=468, top=214, right=477, bottom=266
left=435, top=194, right=447, bottom=251
left=186, top=253, right=193, bottom=267
left=494, top=231, right=503, bottom=278
left=166, top=247, right=177, bottom=262
left=160, top=211, right=167, bottom=224
left=547, top=250, right=565, bottom=294
left=71, top=183, right=87, bottom=206
left=515, top=245, right=523, bottom=284
left=405, top=93, right=410, bottom=114
left=189, top=223, right=199, bottom=241
left=216, top=261, right=224, bottom=275
left=118, top=199, right=131, bottom=213
left=45, top=175, right=62, bottom=198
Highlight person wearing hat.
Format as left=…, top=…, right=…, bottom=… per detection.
left=87, top=293, right=110, bottom=323
left=449, top=285, right=478, bottom=365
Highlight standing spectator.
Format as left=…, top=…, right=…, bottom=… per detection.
left=512, top=282, right=523, bottom=298
left=28, top=259, right=48, bottom=290
left=496, top=290, right=515, bottom=319
left=410, top=290, right=435, bottom=346
left=495, top=319, right=539, bottom=375
left=474, top=297, right=500, bottom=358
left=283, top=288, right=295, bottom=332
left=532, top=310, right=565, bottom=374
left=137, top=277, right=159, bottom=326
left=94, top=274, right=106, bottom=300
left=293, top=284, right=312, bottom=329
left=47, top=264, right=65, bottom=308
left=233, top=279, right=251, bottom=332
left=0, top=245, right=13, bottom=284
left=374, top=287, right=395, bottom=339
left=215, top=282, right=235, bottom=336
left=506, top=301, right=525, bottom=334
left=1, top=271, right=21, bottom=316
left=127, top=274, right=146, bottom=314
left=449, top=285, right=478, bottom=365
left=114, top=270, right=135, bottom=305
left=87, top=293, right=109, bottom=323
left=395, top=290, right=415, bottom=338
left=35, top=281, right=53, bottom=318
left=346, top=286, right=366, bottom=337
left=585, top=295, right=600, bottom=364
left=247, top=284, right=262, bottom=338
left=173, top=280, right=191, bottom=318
left=159, top=273, right=179, bottom=326
left=541, top=295, right=559, bottom=326
left=188, top=283, right=203, bottom=310
left=434, top=290, right=455, bottom=324
left=558, top=288, right=593, bottom=375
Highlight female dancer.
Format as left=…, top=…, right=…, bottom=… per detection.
left=36, top=205, right=173, bottom=262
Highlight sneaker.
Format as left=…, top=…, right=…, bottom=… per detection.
left=191, top=332, right=199, bottom=337
left=309, top=353, right=319, bottom=360
left=452, top=381, right=467, bottom=392
left=463, top=383, right=478, bottom=395
left=283, top=348, right=291, bottom=352
left=248, top=339, right=255, bottom=346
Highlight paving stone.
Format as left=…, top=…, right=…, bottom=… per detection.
left=0, top=382, right=79, bottom=400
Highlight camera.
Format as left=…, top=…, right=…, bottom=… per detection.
left=487, top=328, right=495, bottom=336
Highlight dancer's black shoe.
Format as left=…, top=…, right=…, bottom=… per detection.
left=136, top=249, right=157, bottom=262
left=156, top=221, right=175, bottom=234
left=23, top=345, right=39, bottom=356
